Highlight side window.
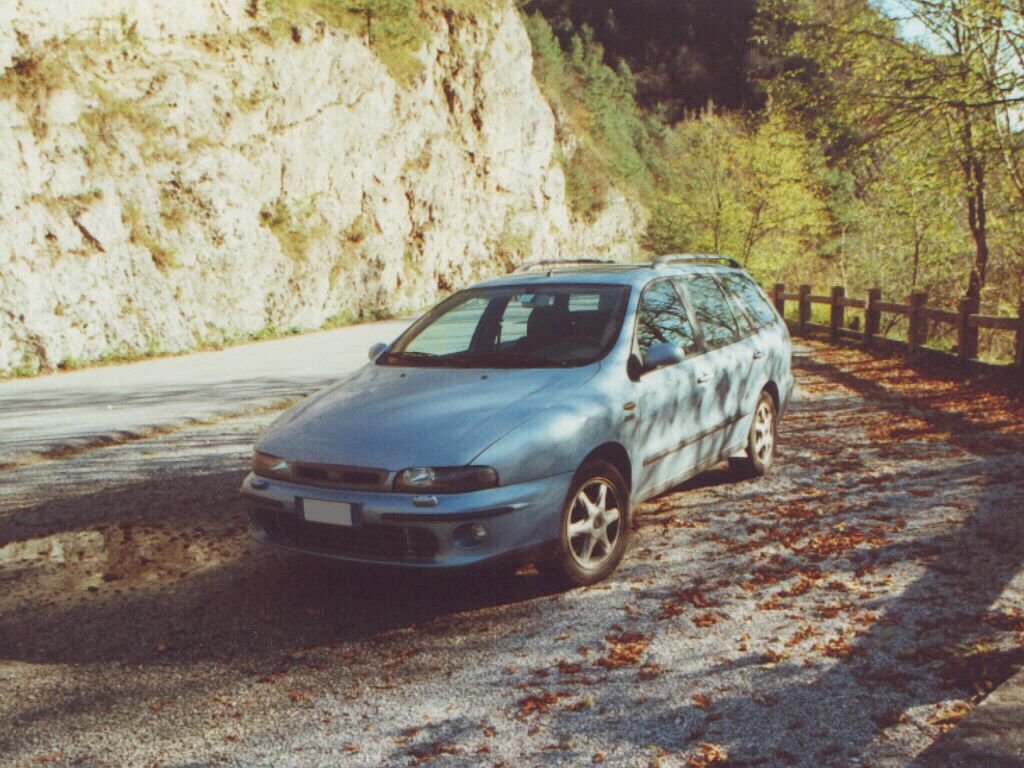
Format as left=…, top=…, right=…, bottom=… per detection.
left=635, top=280, right=698, bottom=361
left=683, top=274, right=740, bottom=349
left=722, top=282, right=755, bottom=336
left=719, top=273, right=778, bottom=329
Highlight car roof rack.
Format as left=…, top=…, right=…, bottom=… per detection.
left=513, top=258, right=620, bottom=275
left=652, top=254, right=743, bottom=270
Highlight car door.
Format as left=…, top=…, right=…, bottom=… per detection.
left=629, top=279, right=710, bottom=497
left=674, top=272, right=747, bottom=462
left=717, top=272, right=776, bottom=419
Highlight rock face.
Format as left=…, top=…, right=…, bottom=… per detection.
left=0, top=0, right=644, bottom=375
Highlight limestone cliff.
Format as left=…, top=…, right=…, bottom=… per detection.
left=0, top=0, right=644, bottom=375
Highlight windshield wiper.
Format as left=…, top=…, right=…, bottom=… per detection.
left=383, top=351, right=445, bottom=366
left=384, top=350, right=484, bottom=367
left=444, top=351, right=572, bottom=368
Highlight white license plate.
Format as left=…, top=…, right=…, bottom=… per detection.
left=302, top=499, right=354, bottom=527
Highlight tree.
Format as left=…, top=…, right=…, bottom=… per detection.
left=761, top=0, right=1023, bottom=303
left=645, top=111, right=827, bottom=281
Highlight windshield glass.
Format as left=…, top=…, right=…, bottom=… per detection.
left=380, top=284, right=630, bottom=368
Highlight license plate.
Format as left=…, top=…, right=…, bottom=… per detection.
left=301, top=499, right=354, bottom=527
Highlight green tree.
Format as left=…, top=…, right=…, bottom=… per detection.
left=761, top=0, right=1023, bottom=304
left=645, top=111, right=827, bottom=281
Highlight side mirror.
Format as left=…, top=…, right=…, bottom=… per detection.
left=627, top=353, right=643, bottom=381
left=368, top=342, right=388, bottom=362
left=643, top=342, right=685, bottom=372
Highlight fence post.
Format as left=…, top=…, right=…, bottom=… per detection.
left=798, top=284, right=811, bottom=335
left=1015, top=300, right=1024, bottom=369
left=774, top=283, right=786, bottom=317
left=864, top=288, right=881, bottom=349
left=958, top=294, right=980, bottom=362
left=908, top=291, right=928, bottom=354
left=830, top=286, right=845, bottom=342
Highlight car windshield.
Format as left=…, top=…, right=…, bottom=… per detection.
left=379, top=284, right=630, bottom=368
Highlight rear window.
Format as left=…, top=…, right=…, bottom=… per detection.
left=718, top=273, right=778, bottom=329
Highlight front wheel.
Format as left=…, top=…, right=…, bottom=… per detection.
left=536, top=460, right=630, bottom=588
left=735, top=390, right=777, bottom=477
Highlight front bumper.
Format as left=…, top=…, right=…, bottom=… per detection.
left=239, top=471, right=574, bottom=568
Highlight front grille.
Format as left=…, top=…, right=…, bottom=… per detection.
left=249, top=507, right=438, bottom=561
left=290, top=463, right=390, bottom=490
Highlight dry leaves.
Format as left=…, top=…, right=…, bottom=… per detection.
left=517, top=691, right=569, bottom=717
left=595, top=632, right=650, bottom=668
left=687, top=742, right=728, bottom=767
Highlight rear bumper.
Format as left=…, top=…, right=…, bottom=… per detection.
left=239, top=471, right=573, bottom=568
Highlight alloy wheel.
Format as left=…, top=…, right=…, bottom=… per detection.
left=753, top=400, right=775, bottom=463
left=566, top=478, right=621, bottom=570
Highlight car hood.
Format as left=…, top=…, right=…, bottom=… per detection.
left=256, top=362, right=599, bottom=470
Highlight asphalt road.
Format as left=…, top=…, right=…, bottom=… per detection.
left=0, top=319, right=411, bottom=465
left=1, top=342, right=1022, bottom=767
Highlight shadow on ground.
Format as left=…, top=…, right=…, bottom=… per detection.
left=0, top=469, right=559, bottom=666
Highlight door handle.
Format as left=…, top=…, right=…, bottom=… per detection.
left=623, top=402, right=636, bottom=412
left=753, top=348, right=765, bottom=360
left=696, top=370, right=711, bottom=384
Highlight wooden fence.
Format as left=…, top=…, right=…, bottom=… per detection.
left=767, top=284, right=1024, bottom=371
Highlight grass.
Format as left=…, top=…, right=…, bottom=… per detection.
left=159, top=187, right=188, bottom=232
left=57, top=338, right=163, bottom=371
left=0, top=51, right=73, bottom=139
left=492, top=223, right=532, bottom=264
left=261, top=197, right=326, bottom=262
left=261, top=0, right=498, bottom=82
left=122, top=201, right=179, bottom=270
left=79, top=82, right=166, bottom=165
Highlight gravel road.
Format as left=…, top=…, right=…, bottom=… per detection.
left=1, top=342, right=1022, bottom=768
left=0, top=318, right=411, bottom=466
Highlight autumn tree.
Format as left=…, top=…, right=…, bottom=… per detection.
left=761, top=0, right=1023, bottom=305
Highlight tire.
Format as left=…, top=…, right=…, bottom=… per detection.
left=536, top=459, right=630, bottom=588
left=734, top=389, right=777, bottom=477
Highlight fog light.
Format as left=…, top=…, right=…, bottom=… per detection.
left=453, top=522, right=490, bottom=548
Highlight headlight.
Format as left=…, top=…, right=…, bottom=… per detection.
left=252, top=451, right=291, bottom=481
left=394, top=466, right=498, bottom=493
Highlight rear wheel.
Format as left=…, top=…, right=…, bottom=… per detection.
left=734, top=390, right=777, bottom=477
left=537, top=460, right=630, bottom=588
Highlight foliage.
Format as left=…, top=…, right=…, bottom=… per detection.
left=265, top=0, right=496, bottom=81
left=758, top=0, right=1024, bottom=315
left=523, top=0, right=765, bottom=120
left=645, top=111, right=828, bottom=282
left=523, top=12, right=665, bottom=218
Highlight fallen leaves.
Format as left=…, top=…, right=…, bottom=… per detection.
left=691, top=693, right=711, bottom=709
left=557, top=660, right=582, bottom=675
left=595, top=632, right=650, bottom=669
left=692, top=612, right=723, bottom=628
left=406, top=741, right=460, bottom=765
left=928, top=701, right=973, bottom=731
left=637, top=662, right=661, bottom=681
left=517, top=692, right=569, bottom=717
left=687, top=742, right=728, bottom=767
left=660, top=586, right=718, bottom=620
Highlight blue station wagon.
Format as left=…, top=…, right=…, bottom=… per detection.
left=242, top=256, right=793, bottom=585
